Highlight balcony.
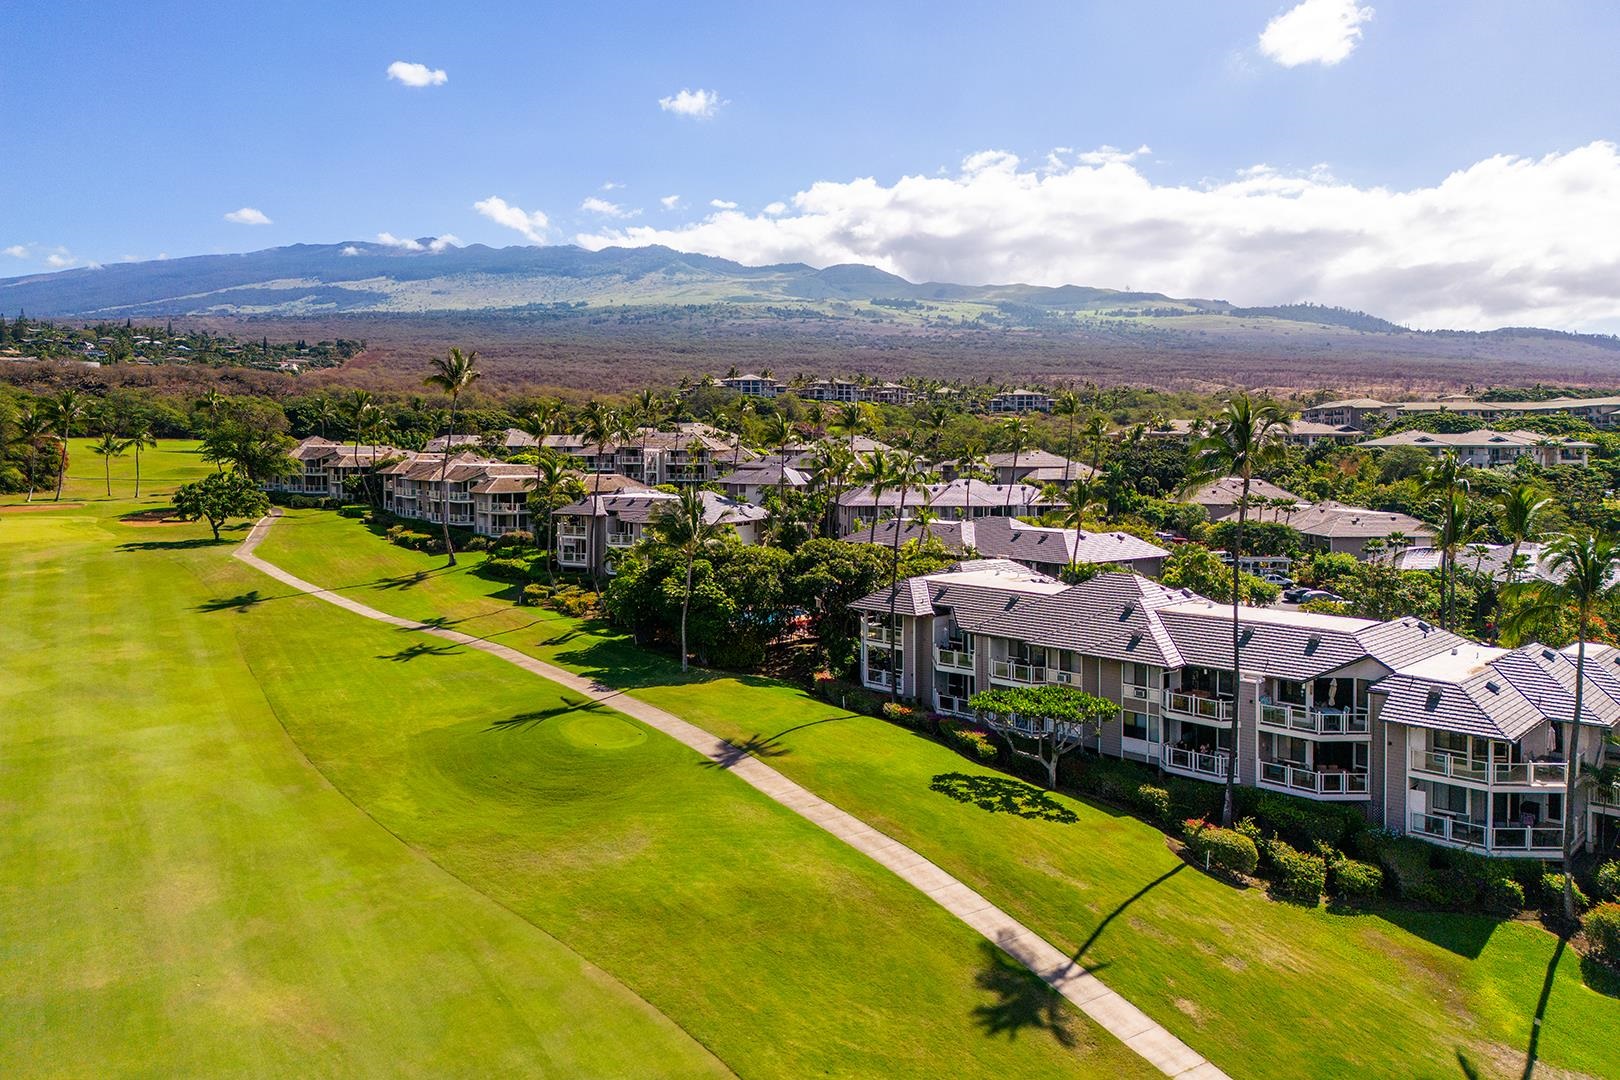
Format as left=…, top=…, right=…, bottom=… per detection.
left=557, top=524, right=588, bottom=540
left=990, top=659, right=1047, bottom=684
left=1410, top=813, right=1564, bottom=855
left=1259, top=703, right=1369, bottom=736
left=935, top=693, right=974, bottom=717
left=934, top=646, right=974, bottom=671
left=606, top=531, right=636, bottom=548
left=1409, top=751, right=1568, bottom=788
left=1162, top=690, right=1235, bottom=723
left=1491, top=825, right=1566, bottom=853
left=863, top=625, right=898, bottom=647
left=1258, top=761, right=1370, bottom=798
left=1161, top=745, right=1231, bottom=780
left=866, top=669, right=895, bottom=690
left=1410, top=812, right=1487, bottom=849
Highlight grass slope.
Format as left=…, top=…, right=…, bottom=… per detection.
left=257, top=509, right=1620, bottom=1080
left=1, top=485, right=1139, bottom=1077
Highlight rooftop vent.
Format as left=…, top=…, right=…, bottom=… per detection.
left=1119, top=603, right=1136, bottom=621
left=1127, top=633, right=1143, bottom=650
left=1486, top=680, right=1501, bottom=694
left=1543, top=648, right=1558, bottom=662
left=1304, top=635, right=1322, bottom=655
left=1425, top=689, right=1442, bottom=711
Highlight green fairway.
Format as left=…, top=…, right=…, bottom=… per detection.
left=0, top=498, right=1141, bottom=1077
left=1, top=437, right=214, bottom=507
left=257, top=509, right=1620, bottom=1080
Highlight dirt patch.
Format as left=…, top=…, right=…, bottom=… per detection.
left=121, top=509, right=186, bottom=526
left=0, top=502, right=85, bottom=512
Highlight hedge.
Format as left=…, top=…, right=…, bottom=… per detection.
left=1253, top=791, right=1364, bottom=850
left=1327, top=854, right=1384, bottom=906
left=1182, top=820, right=1259, bottom=877
left=480, top=555, right=540, bottom=584
left=1595, top=860, right=1620, bottom=903
left=1541, top=873, right=1591, bottom=915
left=1264, top=838, right=1326, bottom=905
left=1482, top=876, right=1526, bottom=915
left=941, top=721, right=999, bottom=763
left=337, top=504, right=368, bottom=519
left=1587, top=903, right=1620, bottom=963
left=1132, top=784, right=1171, bottom=825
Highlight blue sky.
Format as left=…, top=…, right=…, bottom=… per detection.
left=4, top=1, right=1619, bottom=329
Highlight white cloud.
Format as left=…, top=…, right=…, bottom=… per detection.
left=601, top=180, right=624, bottom=191
left=376, top=231, right=425, bottom=251
left=340, top=245, right=362, bottom=256
left=709, top=198, right=738, bottom=210
left=473, top=195, right=550, bottom=243
left=1259, top=0, right=1374, bottom=67
left=660, top=194, right=682, bottom=210
left=658, top=88, right=724, bottom=119
left=45, top=251, right=76, bottom=268
left=1076, top=144, right=1152, bottom=166
left=763, top=201, right=787, bottom=216
left=574, top=141, right=1620, bottom=332
left=3, top=244, right=27, bottom=258
left=428, top=234, right=461, bottom=252
left=580, top=196, right=638, bottom=219
left=224, top=206, right=272, bottom=225
left=387, top=60, right=448, bottom=87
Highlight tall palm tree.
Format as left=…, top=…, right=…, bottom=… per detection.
left=46, top=389, right=86, bottom=501
left=805, top=441, right=853, bottom=538
left=423, top=348, right=481, bottom=565
left=852, top=450, right=896, bottom=544
left=1052, top=390, right=1083, bottom=485
left=649, top=486, right=729, bottom=673
left=883, top=451, right=933, bottom=703
left=578, top=401, right=617, bottom=583
left=1059, top=477, right=1103, bottom=577
left=309, top=394, right=338, bottom=439
left=1501, top=533, right=1620, bottom=923
left=1081, top=412, right=1111, bottom=474
left=1498, top=483, right=1552, bottom=584
left=997, top=416, right=1032, bottom=511
left=830, top=402, right=870, bottom=458
left=1421, top=450, right=1470, bottom=630
left=760, top=411, right=796, bottom=516
left=90, top=431, right=130, bottom=496
left=1185, top=393, right=1290, bottom=826
left=527, top=451, right=586, bottom=583
left=13, top=406, right=49, bottom=502
left=515, top=406, right=560, bottom=545
left=126, top=421, right=158, bottom=498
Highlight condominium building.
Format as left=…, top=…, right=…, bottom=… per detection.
left=376, top=451, right=537, bottom=537
left=842, top=517, right=1170, bottom=577
left=853, top=562, right=1620, bottom=858
left=271, top=437, right=414, bottom=500
left=1360, top=429, right=1593, bottom=468
left=551, top=490, right=768, bottom=576
left=938, top=450, right=1093, bottom=486
left=835, top=478, right=1053, bottom=536
left=987, top=389, right=1054, bottom=414
left=1218, top=501, right=1436, bottom=560
left=540, top=429, right=747, bottom=485
left=719, top=374, right=784, bottom=399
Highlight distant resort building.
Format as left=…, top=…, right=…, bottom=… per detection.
left=1302, top=394, right=1620, bottom=431
left=988, top=389, right=1054, bottom=414
left=843, top=517, right=1169, bottom=577
left=1360, top=429, right=1593, bottom=469
left=835, top=478, right=1054, bottom=535
left=551, top=490, right=767, bottom=577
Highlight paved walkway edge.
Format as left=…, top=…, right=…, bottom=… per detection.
left=234, top=512, right=1227, bottom=1080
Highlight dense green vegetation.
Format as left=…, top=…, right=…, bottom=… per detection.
left=0, top=314, right=362, bottom=368
left=257, top=508, right=1620, bottom=1080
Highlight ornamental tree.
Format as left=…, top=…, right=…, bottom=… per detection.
left=172, top=470, right=269, bottom=541
left=967, top=684, right=1116, bottom=790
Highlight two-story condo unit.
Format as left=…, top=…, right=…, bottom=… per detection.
left=987, top=389, right=1054, bottom=414
left=1218, top=500, right=1436, bottom=560
left=1298, top=398, right=1396, bottom=429
left=1361, top=429, right=1593, bottom=468
left=843, top=517, right=1170, bottom=577
left=552, top=490, right=768, bottom=577
left=835, top=478, right=1052, bottom=536
left=715, top=462, right=811, bottom=504
left=939, top=450, right=1093, bottom=486
left=719, top=373, right=783, bottom=398
left=272, top=437, right=414, bottom=500
left=540, top=429, right=747, bottom=486
left=853, top=564, right=1620, bottom=858
left=378, top=452, right=537, bottom=537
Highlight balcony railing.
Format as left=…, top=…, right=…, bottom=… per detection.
left=1259, top=703, right=1369, bottom=735
left=935, top=693, right=974, bottom=717
left=991, top=660, right=1047, bottom=684
left=1410, top=812, right=1487, bottom=849
left=1162, top=745, right=1230, bottom=779
left=934, top=647, right=974, bottom=671
left=864, top=625, right=898, bottom=646
left=1162, top=690, right=1235, bottom=722
left=557, top=524, right=588, bottom=539
left=1491, top=825, right=1565, bottom=852
left=866, top=669, right=895, bottom=689
left=1409, top=751, right=1568, bottom=787
left=1259, top=761, right=1370, bottom=796
left=606, top=531, right=636, bottom=548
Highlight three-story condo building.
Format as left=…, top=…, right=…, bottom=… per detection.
left=854, top=562, right=1620, bottom=858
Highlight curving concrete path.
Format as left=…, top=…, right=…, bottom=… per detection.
left=235, top=512, right=1227, bottom=1080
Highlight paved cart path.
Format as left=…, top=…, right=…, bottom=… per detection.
left=236, top=512, right=1226, bottom=1080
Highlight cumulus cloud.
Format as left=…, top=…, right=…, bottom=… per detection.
left=1259, top=0, right=1374, bottom=67
left=709, top=198, right=738, bottom=210
left=473, top=195, right=549, bottom=243
left=763, top=201, right=787, bottom=216
left=601, top=180, right=624, bottom=191
left=658, top=88, right=724, bottom=118
left=659, top=194, right=682, bottom=210
left=387, top=60, right=448, bottom=87
left=580, top=196, right=638, bottom=218
left=45, top=251, right=76, bottom=268
left=574, top=141, right=1620, bottom=331
left=428, top=234, right=461, bottom=251
left=224, top=206, right=272, bottom=225
left=3, top=244, right=27, bottom=258
left=340, top=245, right=362, bottom=256
left=376, top=231, right=425, bottom=251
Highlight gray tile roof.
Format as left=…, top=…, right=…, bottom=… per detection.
left=971, top=573, right=1191, bottom=667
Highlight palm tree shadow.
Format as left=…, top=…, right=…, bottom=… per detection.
left=194, top=590, right=280, bottom=613
left=487, top=696, right=604, bottom=731
left=377, top=642, right=463, bottom=662
left=1072, top=864, right=1185, bottom=965
left=408, top=614, right=469, bottom=631
left=701, top=716, right=849, bottom=769
left=971, top=941, right=1075, bottom=1046
left=1520, top=932, right=1568, bottom=1080
left=117, top=538, right=228, bottom=551
left=375, top=570, right=433, bottom=591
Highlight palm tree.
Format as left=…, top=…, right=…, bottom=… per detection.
left=852, top=450, right=896, bottom=544
left=1501, top=533, right=1620, bottom=923
left=1498, top=483, right=1552, bottom=584
left=883, top=451, right=933, bottom=703
left=1059, top=477, right=1103, bottom=577
left=1053, top=390, right=1083, bottom=485
left=1185, top=393, right=1290, bottom=827
left=515, top=407, right=559, bottom=546
left=528, top=452, right=586, bottom=583
left=1421, top=450, right=1470, bottom=630
left=309, top=394, right=338, bottom=439
left=1081, top=412, right=1110, bottom=473
left=760, top=411, right=796, bottom=516
left=126, top=421, right=158, bottom=498
left=46, top=389, right=86, bottom=501
left=649, top=486, right=729, bottom=673
left=830, top=402, right=870, bottom=458
left=423, top=347, right=481, bottom=565
left=805, top=441, right=853, bottom=538
left=579, top=401, right=617, bottom=583
left=90, top=431, right=130, bottom=496
left=13, top=406, right=49, bottom=502
left=997, top=416, right=1032, bottom=511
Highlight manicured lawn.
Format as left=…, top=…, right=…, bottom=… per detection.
left=0, top=438, right=213, bottom=507
left=1, top=500, right=1140, bottom=1077
left=260, top=509, right=1620, bottom=1080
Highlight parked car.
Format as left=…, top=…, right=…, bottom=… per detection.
left=1282, top=586, right=1309, bottom=603
left=1298, top=589, right=1343, bottom=604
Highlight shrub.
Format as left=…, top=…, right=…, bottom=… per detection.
left=1163, top=775, right=1223, bottom=823
left=1265, top=838, right=1327, bottom=904
left=1412, top=868, right=1480, bottom=911
left=338, top=504, right=368, bottom=519
left=492, top=530, right=533, bottom=551
left=881, top=702, right=929, bottom=731
left=1541, top=873, right=1591, bottom=915
left=481, top=555, right=538, bottom=583
left=463, top=535, right=491, bottom=552
left=810, top=670, right=838, bottom=701
left=1069, top=756, right=1149, bottom=804
left=1182, top=820, right=1259, bottom=877
left=941, top=721, right=999, bottom=763
left=547, top=585, right=599, bottom=619
left=1253, top=792, right=1363, bottom=850
left=1595, top=860, right=1620, bottom=903
left=1327, top=854, right=1384, bottom=906
left=1233, top=816, right=1263, bottom=844
left=1132, top=784, right=1171, bottom=825
left=521, top=583, right=547, bottom=606
left=1586, top=903, right=1620, bottom=962
left=1483, top=876, right=1526, bottom=915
